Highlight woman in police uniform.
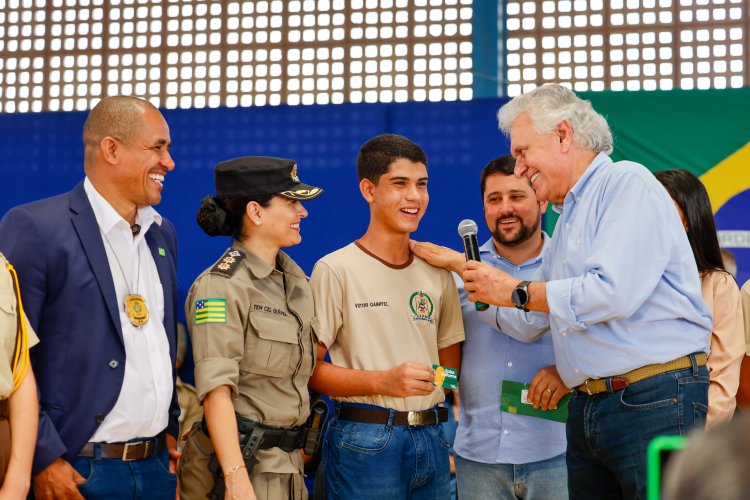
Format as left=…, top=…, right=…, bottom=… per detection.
left=0, top=252, right=39, bottom=497
left=178, top=157, right=322, bottom=500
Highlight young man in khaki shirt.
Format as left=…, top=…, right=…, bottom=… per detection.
left=310, top=134, right=464, bottom=499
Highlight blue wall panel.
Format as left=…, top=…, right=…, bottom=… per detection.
left=0, top=98, right=511, bottom=311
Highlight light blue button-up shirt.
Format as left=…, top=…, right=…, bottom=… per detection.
left=509, top=152, right=712, bottom=388
left=453, top=235, right=566, bottom=465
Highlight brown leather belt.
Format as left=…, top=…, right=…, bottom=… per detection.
left=0, top=399, right=7, bottom=419
left=577, top=353, right=708, bottom=395
left=337, top=406, right=448, bottom=426
left=78, top=433, right=166, bottom=461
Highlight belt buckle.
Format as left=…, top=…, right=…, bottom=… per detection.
left=407, top=411, right=423, bottom=426
left=583, top=379, right=593, bottom=396
left=122, top=440, right=151, bottom=461
left=122, top=442, right=139, bottom=461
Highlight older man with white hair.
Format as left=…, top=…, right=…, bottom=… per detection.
left=413, top=84, right=712, bottom=500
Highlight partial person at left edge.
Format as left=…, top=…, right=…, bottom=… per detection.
left=0, top=96, right=180, bottom=500
left=0, top=252, right=40, bottom=498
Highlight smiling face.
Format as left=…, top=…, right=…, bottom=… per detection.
left=255, top=195, right=309, bottom=248
left=114, top=106, right=174, bottom=208
left=362, top=158, right=429, bottom=236
left=510, top=112, right=574, bottom=204
left=483, top=172, right=545, bottom=247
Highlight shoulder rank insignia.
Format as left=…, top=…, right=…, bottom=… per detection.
left=210, top=248, right=245, bottom=277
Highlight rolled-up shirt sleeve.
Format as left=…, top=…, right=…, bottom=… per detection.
left=187, top=275, right=246, bottom=402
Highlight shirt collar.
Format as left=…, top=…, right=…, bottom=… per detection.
left=480, top=231, right=549, bottom=267
left=84, top=177, right=162, bottom=235
left=233, top=241, right=305, bottom=280
left=553, top=151, right=612, bottom=211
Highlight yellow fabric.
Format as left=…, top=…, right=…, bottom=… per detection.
left=577, top=353, right=708, bottom=395
left=7, top=263, right=30, bottom=393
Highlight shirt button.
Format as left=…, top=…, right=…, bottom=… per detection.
left=507, top=361, right=513, bottom=368
left=108, top=359, right=119, bottom=369
left=562, top=331, right=567, bottom=337
left=562, top=260, right=567, bottom=265
left=565, top=223, right=570, bottom=229
left=575, top=368, right=580, bottom=374
left=516, top=267, right=521, bottom=271
left=502, top=430, right=509, bottom=436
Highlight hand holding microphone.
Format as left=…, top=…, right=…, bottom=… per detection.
left=458, top=219, right=489, bottom=311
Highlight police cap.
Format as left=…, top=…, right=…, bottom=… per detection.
left=214, top=156, right=323, bottom=200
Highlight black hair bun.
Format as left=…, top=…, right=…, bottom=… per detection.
left=196, top=195, right=232, bottom=236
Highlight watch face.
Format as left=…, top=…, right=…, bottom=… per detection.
left=512, top=285, right=529, bottom=308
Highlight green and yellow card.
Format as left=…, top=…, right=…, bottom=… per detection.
left=500, top=380, right=569, bottom=423
left=432, top=364, right=458, bottom=390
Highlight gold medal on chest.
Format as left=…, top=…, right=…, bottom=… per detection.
left=124, top=293, right=149, bottom=327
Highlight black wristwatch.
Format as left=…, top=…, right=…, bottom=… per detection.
left=511, top=281, right=531, bottom=311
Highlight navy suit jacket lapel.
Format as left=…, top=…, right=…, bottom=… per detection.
left=68, top=182, right=124, bottom=346
left=146, top=228, right=176, bottom=360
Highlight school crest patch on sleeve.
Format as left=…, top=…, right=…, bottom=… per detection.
left=194, top=298, right=227, bottom=325
left=210, top=248, right=245, bottom=277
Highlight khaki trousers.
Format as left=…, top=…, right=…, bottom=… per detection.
left=178, top=424, right=307, bottom=500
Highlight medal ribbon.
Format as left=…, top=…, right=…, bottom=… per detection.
left=102, top=229, right=149, bottom=327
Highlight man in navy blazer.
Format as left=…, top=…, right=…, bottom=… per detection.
left=0, top=96, right=180, bottom=499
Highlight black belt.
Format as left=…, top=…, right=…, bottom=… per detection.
left=0, top=399, right=7, bottom=419
left=254, top=427, right=305, bottom=452
left=201, top=418, right=305, bottom=453
left=78, top=433, right=166, bottom=461
left=337, top=406, right=448, bottom=426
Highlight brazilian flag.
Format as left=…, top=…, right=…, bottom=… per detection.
left=544, top=88, right=750, bottom=284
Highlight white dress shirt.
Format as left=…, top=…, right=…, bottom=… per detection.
left=84, top=178, right=173, bottom=442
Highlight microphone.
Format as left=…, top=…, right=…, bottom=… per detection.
left=457, top=219, right=489, bottom=311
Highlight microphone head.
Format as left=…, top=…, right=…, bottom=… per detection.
left=457, top=219, right=478, bottom=238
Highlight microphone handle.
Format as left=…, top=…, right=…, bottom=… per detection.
left=461, top=234, right=489, bottom=311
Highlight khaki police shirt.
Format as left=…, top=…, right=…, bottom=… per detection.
left=186, top=243, right=316, bottom=474
left=0, top=252, right=39, bottom=400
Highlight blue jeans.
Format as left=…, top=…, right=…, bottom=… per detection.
left=324, top=403, right=451, bottom=499
left=566, top=356, right=709, bottom=500
left=71, top=445, right=177, bottom=499
left=442, top=398, right=458, bottom=500
left=454, top=452, right=568, bottom=500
